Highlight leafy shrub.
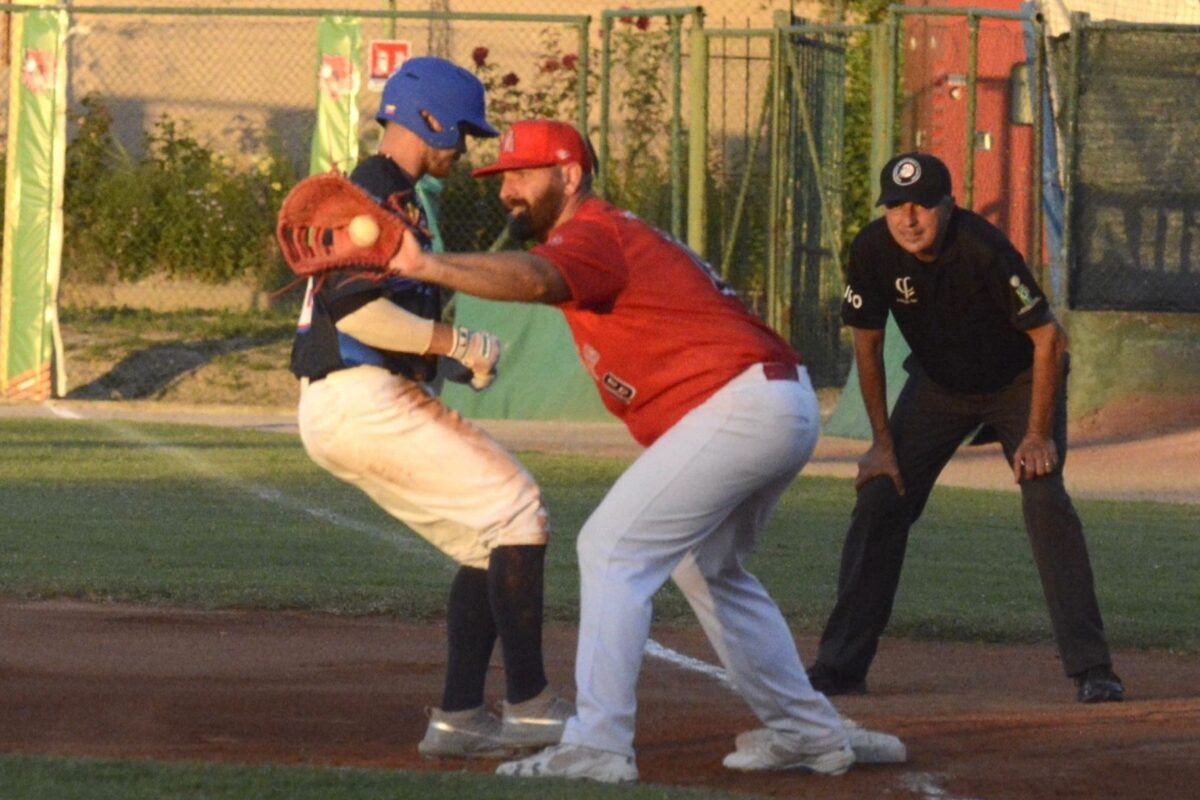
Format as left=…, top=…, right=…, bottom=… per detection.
left=63, top=93, right=297, bottom=288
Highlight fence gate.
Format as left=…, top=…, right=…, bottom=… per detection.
left=706, top=16, right=848, bottom=386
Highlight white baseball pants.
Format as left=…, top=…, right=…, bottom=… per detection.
left=559, top=363, right=846, bottom=756
left=298, top=365, right=548, bottom=569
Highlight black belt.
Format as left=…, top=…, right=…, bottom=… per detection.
left=763, top=362, right=799, bottom=382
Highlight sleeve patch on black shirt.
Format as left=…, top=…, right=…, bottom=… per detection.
left=1009, top=274, right=1043, bottom=316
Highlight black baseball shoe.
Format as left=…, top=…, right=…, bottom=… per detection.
left=807, top=663, right=867, bottom=696
left=1073, top=666, right=1125, bottom=703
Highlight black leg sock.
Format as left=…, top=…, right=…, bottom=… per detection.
left=488, top=544, right=549, bottom=704
left=441, top=565, right=497, bottom=712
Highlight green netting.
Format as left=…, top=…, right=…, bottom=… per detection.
left=1056, top=26, right=1200, bottom=311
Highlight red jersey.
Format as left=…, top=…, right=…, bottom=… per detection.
left=532, top=197, right=800, bottom=446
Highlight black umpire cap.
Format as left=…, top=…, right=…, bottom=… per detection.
left=876, top=152, right=952, bottom=208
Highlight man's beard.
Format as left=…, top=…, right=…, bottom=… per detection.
left=506, top=192, right=560, bottom=243
left=507, top=210, right=539, bottom=242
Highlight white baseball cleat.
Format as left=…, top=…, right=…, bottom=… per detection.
left=722, top=728, right=855, bottom=775
left=842, top=718, right=908, bottom=763
left=499, top=686, right=575, bottom=749
left=496, top=742, right=639, bottom=784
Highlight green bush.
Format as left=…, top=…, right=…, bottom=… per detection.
left=63, top=93, right=297, bottom=289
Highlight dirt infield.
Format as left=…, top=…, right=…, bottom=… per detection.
left=4, top=599, right=1199, bottom=799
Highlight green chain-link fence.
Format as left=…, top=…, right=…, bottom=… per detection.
left=2, top=5, right=587, bottom=310
left=4, top=4, right=1196, bottom=399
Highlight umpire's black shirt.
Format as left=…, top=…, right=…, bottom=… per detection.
left=841, top=208, right=1053, bottom=394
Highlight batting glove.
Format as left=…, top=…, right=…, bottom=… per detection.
left=448, top=326, right=501, bottom=391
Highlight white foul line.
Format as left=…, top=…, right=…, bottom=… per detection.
left=643, top=637, right=735, bottom=688
left=43, top=405, right=751, bottom=691
left=45, top=404, right=444, bottom=563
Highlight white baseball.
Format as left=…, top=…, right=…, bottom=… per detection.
left=348, top=214, right=380, bottom=247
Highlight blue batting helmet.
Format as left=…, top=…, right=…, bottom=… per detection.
left=376, top=56, right=498, bottom=149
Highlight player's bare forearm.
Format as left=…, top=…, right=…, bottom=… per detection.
left=1013, top=320, right=1067, bottom=482
left=1024, top=320, right=1066, bottom=439
left=852, top=326, right=904, bottom=494
left=391, top=234, right=570, bottom=304
left=854, top=327, right=893, bottom=447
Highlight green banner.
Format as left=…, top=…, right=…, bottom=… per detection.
left=1, top=6, right=68, bottom=400
left=309, top=17, right=362, bottom=175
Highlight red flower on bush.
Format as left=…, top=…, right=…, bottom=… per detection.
left=501, top=72, right=519, bottom=87
left=472, top=47, right=489, bottom=67
left=636, top=15, right=651, bottom=30
left=562, top=53, right=578, bottom=71
left=542, top=58, right=560, bottom=73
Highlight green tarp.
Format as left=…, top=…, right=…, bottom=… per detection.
left=822, top=316, right=909, bottom=439
left=441, top=294, right=609, bottom=421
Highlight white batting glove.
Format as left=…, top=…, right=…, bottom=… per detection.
left=448, top=326, right=501, bottom=391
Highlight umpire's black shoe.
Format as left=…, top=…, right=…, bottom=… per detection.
left=1073, top=666, right=1125, bottom=703
left=807, top=663, right=867, bottom=696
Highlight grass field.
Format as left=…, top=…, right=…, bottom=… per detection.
left=1, top=414, right=1197, bottom=797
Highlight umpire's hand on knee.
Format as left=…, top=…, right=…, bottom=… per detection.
left=856, top=439, right=905, bottom=495
left=1014, top=435, right=1058, bottom=483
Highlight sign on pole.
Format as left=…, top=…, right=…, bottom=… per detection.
left=367, top=40, right=410, bottom=91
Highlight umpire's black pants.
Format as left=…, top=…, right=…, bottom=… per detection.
left=814, top=363, right=1112, bottom=681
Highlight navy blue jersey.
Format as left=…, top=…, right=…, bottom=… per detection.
left=841, top=208, right=1053, bottom=394
left=289, top=155, right=441, bottom=382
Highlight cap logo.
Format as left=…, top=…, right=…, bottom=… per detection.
left=555, top=148, right=570, bottom=160
left=892, top=158, right=922, bottom=186
left=500, top=128, right=515, bottom=153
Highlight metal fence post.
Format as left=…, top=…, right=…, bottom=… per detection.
left=599, top=14, right=614, bottom=198
left=1062, top=12, right=1086, bottom=309
left=686, top=8, right=707, bottom=257
left=766, top=12, right=788, bottom=333
left=669, top=13, right=683, bottom=238
left=964, top=12, right=979, bottom=211
left=869, top=20, right=894, bottom=217
left=1031, top=12, right=1046, bottom=296
left=577, top=18, right=590, bottom=138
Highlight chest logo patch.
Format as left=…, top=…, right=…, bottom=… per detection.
left=895, top=276, right=918, bottom=304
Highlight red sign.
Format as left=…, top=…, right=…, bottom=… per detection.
left=368, top=40, right=411, bottom=88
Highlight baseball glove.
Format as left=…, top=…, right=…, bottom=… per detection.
left=276, top=172, right=422, bottom=278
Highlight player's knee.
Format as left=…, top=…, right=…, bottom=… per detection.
left=576, top=517, right=618, bottom=565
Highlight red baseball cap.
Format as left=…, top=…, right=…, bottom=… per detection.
left=472, top=120, right=593, bottom=177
